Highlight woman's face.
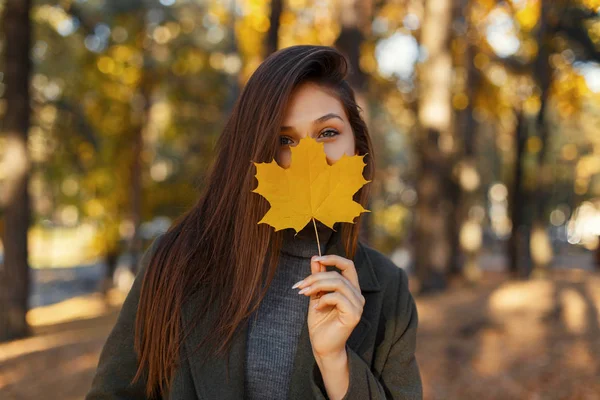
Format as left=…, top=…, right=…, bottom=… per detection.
left=276, top=83, right=357, bottom=168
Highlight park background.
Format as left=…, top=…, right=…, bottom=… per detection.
left=1, top=0, right=600, bottom=399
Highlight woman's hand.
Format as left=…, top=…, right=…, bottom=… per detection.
left=293, top=254, right=365, bottom=359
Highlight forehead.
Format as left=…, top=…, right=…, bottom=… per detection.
left=282, top=83, right=346, bottom=124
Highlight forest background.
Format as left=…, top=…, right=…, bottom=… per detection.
left=1, top=0, right=600, bottom=399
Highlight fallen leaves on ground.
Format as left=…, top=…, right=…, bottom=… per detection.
left=416, top=270, right=600, bottom=400
left=1, top=272, right=599, bottom=400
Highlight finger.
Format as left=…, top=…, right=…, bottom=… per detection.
left=313, top=292, right=362, bottom=323
left=298, top=274, right=363, bottom=305
left=311, top=255, right=360, bottom=290
left=297, top=271, right=348, bottom=288
left=298, top=278, right=364, bottom=308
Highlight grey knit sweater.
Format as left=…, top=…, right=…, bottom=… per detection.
left=244, top=222, right=334, bottom=400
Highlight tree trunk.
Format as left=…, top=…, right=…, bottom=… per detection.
left=452, top=0, right=483, bottom=282
left=129, top=97, right=145, bottom=275
left=102, top=248, right=119, bottom=295
left=0, top=0, right=32, bottom=342
left=334, top=0, right=373, bottom=244
left=128, top=19, right=153, bottom=275
left=530, top=1, right=553, bottom=277
left=265, top=0, right=283, bottom=57
left=414, top=0, right=455, bottom=292
left=334, top=0, right=370, bottom=94
left=225, top=0, right=240, bottom=112
left=508, top=111, right=531, bottom=277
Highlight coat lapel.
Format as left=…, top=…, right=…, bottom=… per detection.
left=183, top=227, right=382, bottom=400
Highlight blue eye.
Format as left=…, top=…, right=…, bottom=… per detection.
left=319, top=129, right=339, bottom=138
left=279, top=136, right=293, bottom=145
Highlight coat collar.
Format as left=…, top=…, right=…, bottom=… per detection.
left=181, top=227, right=381, bottom=400
left=323, top=225, right=381, bottom=292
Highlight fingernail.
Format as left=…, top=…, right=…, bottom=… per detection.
left=292, top=280, right=304, bottom=289
left=313, top=256, right=324, bottom=261
left=313, top=301, right=319, bottom=309
left=298, top=287, right=310, bottom=294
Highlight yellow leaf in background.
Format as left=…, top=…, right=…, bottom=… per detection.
left=252, top=136, right=370, bottom=233
left=581, top=0, right=600, bottom=12
left=515, top=1, right=540, bottom=32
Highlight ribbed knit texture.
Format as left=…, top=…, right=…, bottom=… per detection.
left=244, top=221, right=334, bottom=400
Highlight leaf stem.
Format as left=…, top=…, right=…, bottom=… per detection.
left=312, top=217, right=321, bottom=257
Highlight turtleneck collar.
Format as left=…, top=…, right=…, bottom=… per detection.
left=279, top=220, right=338, bottom=259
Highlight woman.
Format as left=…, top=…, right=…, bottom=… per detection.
left=86, top=45, right=422, bottom=400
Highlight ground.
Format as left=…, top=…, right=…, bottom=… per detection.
left=1, top=270, right=599, bottom=400
left=416, top=271, right=600, bottom=400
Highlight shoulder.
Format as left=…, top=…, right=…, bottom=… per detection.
left=138, top=233, right=167, bottom=275
left=356, top=241, right=410, bottom=294
left=355, top=241, right=415, bottom=327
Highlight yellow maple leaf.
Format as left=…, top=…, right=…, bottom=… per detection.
left=252, top=136, right=371, bottom=233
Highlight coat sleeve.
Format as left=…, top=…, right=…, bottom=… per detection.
left=310, top=267, right=423, bottom=400
left=85, top=235, right=163, bottom=400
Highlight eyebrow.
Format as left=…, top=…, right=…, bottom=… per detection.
left=281, top=113, right=344, bottom=133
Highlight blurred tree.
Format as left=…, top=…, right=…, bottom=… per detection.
left=225, top=0, right=241, bottom=112
left=124, top=1, right=154, bottom=275
left=452, top=0, right=483, bottom=282
left=128, top=33, right=150, bottom=276
left=334, top=0, right=370, bottom=96
left=334, top=0, right=373, bottom=244
left=552, top=1, right=600, bottom=271
left=555, top=2, right=600, bottom=62
left=529, top=0, right=553, bottom=277
left=500, top=0, right=600, bottom=277
left=265, top=0, right=283, bottom=57
left=62, top=0, right=152, bottom=276
left=52, top=0, right=230, bottom=275
left=414, top=0, right=455, bottom=292
left=508, top=108, right=531, bottom=278
left=3, top=0, right=596, bottom=300
left=0, top=0, right=32, bottom=342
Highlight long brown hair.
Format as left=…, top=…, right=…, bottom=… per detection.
left=132, top=45, right=375, bottom=397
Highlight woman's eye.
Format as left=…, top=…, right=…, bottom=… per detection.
left=279, top=136, right=294, bottom=146
left=319, top=129, right=339, bottom=139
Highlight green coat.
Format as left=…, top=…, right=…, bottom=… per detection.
left=86, top=230, right=422, bottom=399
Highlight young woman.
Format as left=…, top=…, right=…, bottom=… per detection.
left=86, top=45, right=422, bottom=400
